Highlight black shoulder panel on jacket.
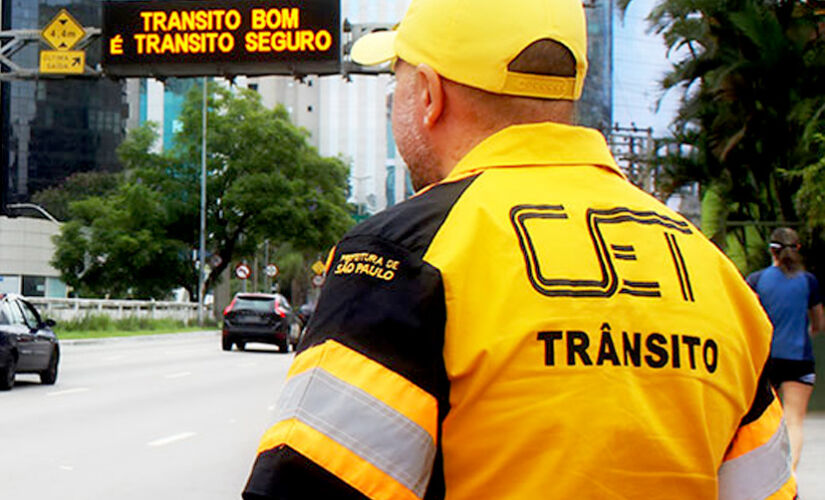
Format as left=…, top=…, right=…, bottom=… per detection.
left=740, top=362, right=776, bottom=427
left=345, top=174, right=480, bottom=259
left=300, top=174, right=479, bottom=396
left=294, top=177, right=478, bottom=500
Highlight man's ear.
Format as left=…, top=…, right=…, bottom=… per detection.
left=416, top=63, right=444, bottom=128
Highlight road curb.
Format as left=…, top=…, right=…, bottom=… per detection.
left=60, top=329, right=220, bottom=346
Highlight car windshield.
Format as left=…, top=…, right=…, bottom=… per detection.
left=234, top=297, right=274, bottom=312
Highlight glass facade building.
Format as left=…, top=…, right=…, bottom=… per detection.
left=1, top=0, right=126, bottom=209
left=579, top=0, right=614, bottom=134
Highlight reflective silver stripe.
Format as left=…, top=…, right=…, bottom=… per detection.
left=719, top=419, right=793, bottom=500
left=276, top=368, right=435, bottom=497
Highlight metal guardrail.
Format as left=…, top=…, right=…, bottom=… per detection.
left=25, top=297, right=212, bottom=324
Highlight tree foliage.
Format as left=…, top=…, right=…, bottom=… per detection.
left=619, top=0, right=825, bottom=272
left=51, top=82, right=352, bottom=299
left=52, top=183, right=190, bottom=298
left=32, top=170, right=121, bottom=221
left=793, top=133, right=825, bottom=231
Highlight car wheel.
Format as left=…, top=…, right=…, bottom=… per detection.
left=0, top=357, right=15, bottom=391
left=40, top=349, right=59, bottom=385
left=278, top=339, right=289, bottom=353
left=222, top=337, right=233, bottom=351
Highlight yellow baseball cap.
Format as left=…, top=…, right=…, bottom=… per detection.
left=351, top=0, right=588, bottom=101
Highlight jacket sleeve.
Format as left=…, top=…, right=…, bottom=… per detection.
left=243, top=234, right=449, bottom=500
left=718, top=369, right=797, bottom=500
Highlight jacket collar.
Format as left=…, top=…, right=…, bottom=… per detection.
left=443, top=122, right=626, bottom=182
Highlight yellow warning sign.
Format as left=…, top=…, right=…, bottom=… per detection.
left=311, top=260, right=326, bottom=276
left=40, top=50, right=86, bottom=74
left=42, top=9, right=86, bottom=51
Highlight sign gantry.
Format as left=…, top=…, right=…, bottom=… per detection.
left=0, top=8, right=100, bottom=80
left=102, top=0, right=341, bottom=78
left=1, top=1, right=394, bottom=81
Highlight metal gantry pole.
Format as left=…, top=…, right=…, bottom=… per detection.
left=264, top=240, right=270, bottom=293
left=198, top=77, right=207, bottom=325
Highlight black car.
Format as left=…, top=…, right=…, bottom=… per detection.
left=0, top=294, right=59, bottom=390
left=222, top=293, right=302, bottom=352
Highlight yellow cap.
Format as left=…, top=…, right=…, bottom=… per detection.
left=351, top=0, right=588, bottom=100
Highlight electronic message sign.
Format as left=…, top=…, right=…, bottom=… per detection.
left=102, top=0, right=341, bottom=78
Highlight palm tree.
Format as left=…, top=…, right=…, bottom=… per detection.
left=619, top=0, right=825, bottom=272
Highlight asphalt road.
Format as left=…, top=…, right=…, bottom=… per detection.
left=1, top=332, right=823, bottom=499
left=0, top=332, right=291, bottom=500
left=798, top=414, right=825, bottom=499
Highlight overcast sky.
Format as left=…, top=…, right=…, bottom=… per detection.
left=612, top=0, right=681, bottom=137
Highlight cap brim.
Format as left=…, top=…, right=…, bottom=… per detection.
left=351, top=30, right=398, bottom=66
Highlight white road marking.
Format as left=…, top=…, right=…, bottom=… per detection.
left=147, top=432, right=197, bottom=447
left=164, top=371, right=192, bottom=379
left=267, top=404, right=277, bottom=412
left=47, top=388, right=90, bottom=397
left=164, top=349, right=200, bottom=356
left=59, top=465, right=74, bottom=471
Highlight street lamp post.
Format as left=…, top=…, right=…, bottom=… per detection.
left=198, top=77, right=207, bottom=325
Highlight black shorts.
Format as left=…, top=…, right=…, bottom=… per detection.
left=767, top=358, right=816, bottom=387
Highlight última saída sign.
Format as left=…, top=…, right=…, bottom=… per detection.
left=102, top=0, right=341, bottom=78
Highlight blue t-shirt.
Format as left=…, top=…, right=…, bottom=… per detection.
left=747, top=266, right=822, bottom=361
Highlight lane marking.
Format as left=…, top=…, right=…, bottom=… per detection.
left=164, top=349, right=200, bottom=356
left=164, top=371, right=192, bottom=379
left=47, top=388, right=90, bottom=397
left=59, top=465, right=74, bottom=471
left=147, top=432, right=197, bottom=447
left=267, top=404, right=277, bottom=412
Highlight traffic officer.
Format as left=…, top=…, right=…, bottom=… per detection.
left=244, top=0, right=796, bottom=498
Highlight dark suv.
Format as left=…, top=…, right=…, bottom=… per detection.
left=0, top=294, right=59, bottom=390
left=222, top=293, right=301, bottom=352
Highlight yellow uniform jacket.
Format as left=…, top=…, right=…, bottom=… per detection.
left=244, top=123, right=796, bottom=500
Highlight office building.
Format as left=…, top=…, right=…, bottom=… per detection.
left=1, top=0, right=125, bottom=206
left=580, top=0, right=614, bottom=133
left=0, top=0, right=125, bottom=296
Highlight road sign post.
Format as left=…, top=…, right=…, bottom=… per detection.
left=38, top=9, right=89, bottom=76
left=311, top=260, right=326, bottom=276
left=235, top=263, right=251, bottom=280
left=235, top=262, right=251, bottom=293
left=41, top=9, right=86, bottom=50
left=39, top=50, right=85, bottom=74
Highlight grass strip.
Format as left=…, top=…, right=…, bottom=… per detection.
left=54, top=315, right=218, bottom=340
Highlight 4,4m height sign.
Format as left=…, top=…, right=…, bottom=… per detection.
left=102, top=0, right=341, bottom=78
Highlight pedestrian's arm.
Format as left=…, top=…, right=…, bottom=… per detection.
left=806, top=273, right=824, bottom=337
left=809, top=303, right=824, bottom=337
left=243, top=235, right=449, bottom=500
